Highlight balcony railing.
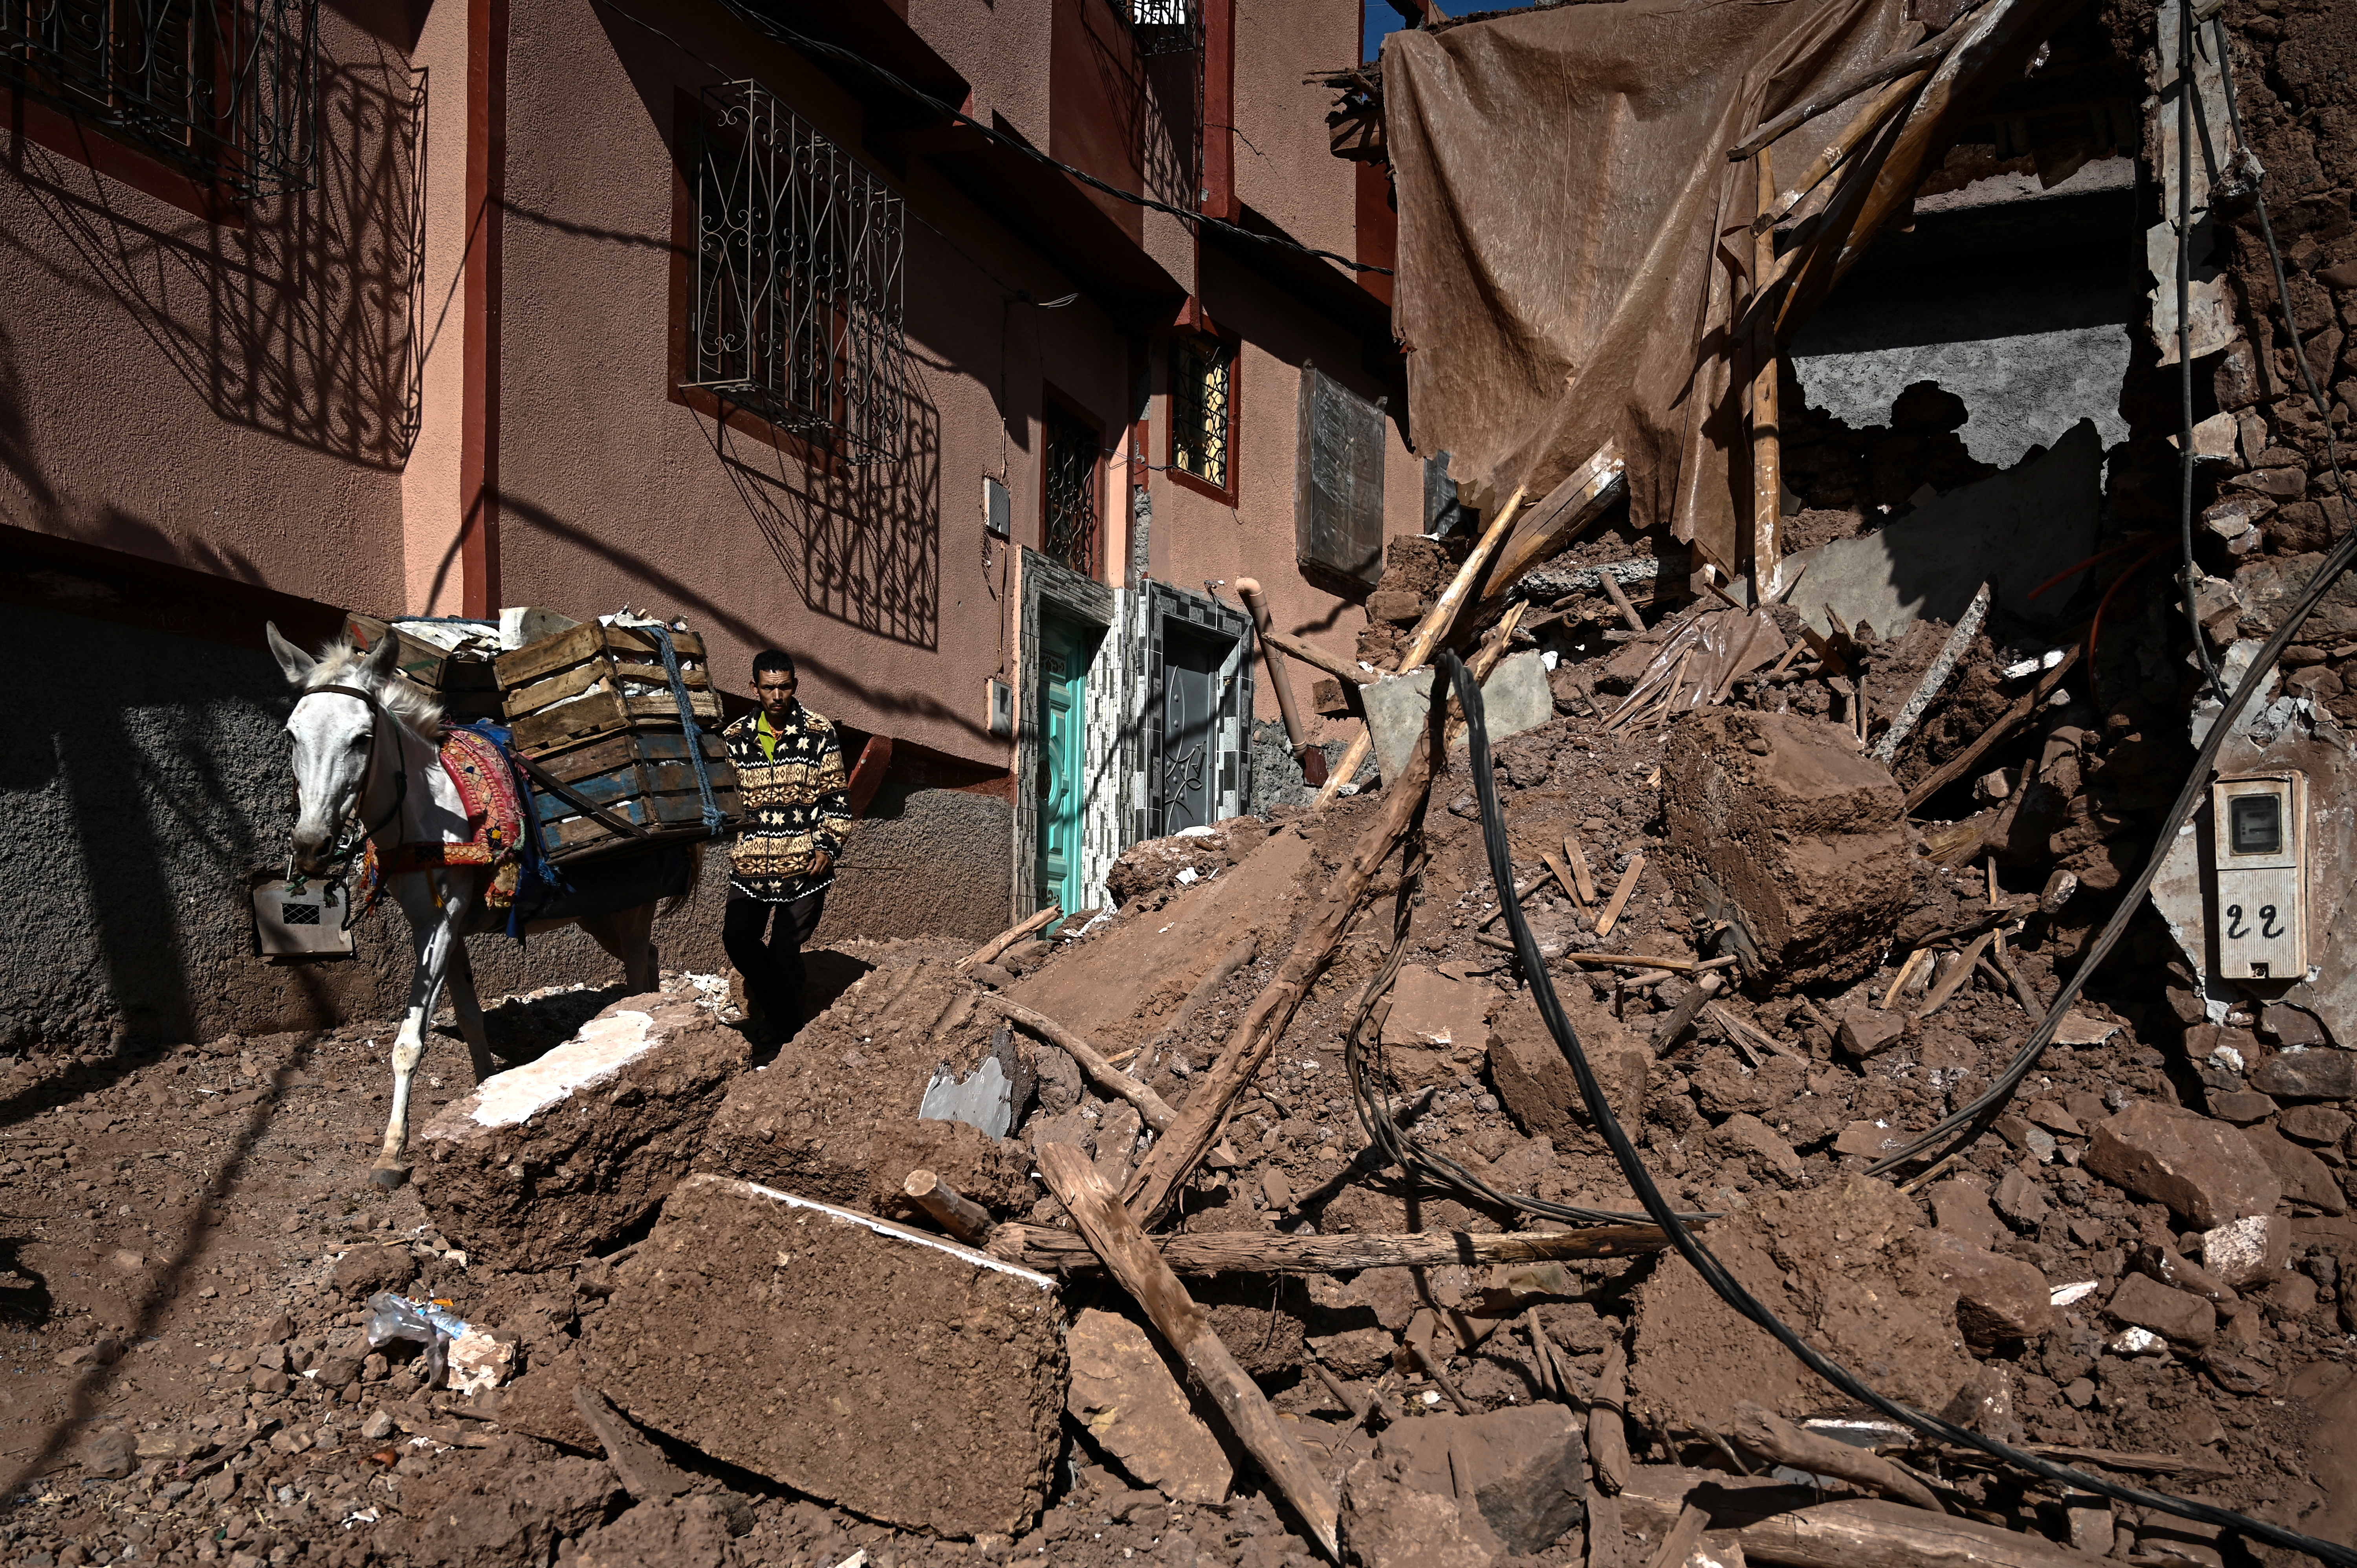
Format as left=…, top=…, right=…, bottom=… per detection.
left=0, top=0, right=318, bottom=197
left=1116, top=0, right=1202, bottom=57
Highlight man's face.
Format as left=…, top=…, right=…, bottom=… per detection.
left=752, top=667, right=797, bottom=724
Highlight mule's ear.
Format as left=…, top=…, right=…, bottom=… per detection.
left=265, top=622, right=315, bottom=686
left=362, top=628, right=402, bottom=681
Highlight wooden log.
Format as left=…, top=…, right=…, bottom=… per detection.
left=1651, top=973, right=1725, bottom=1054
left=1589, top=1338, right=1632, bottom=1495
left=1749, top=148, right=1787, bottom=605
left=1589, top=1489, right=1628, bottom=1568
left=984, top=995, right=1178, bottom=1133
left=1258, top=624, right=1372, bottom=688
left=1037, top=1143, right=1342, bottom=1561
left=1647, top=1502, right=1714, bottom=1568
left=1754, top=68, right=1933, bottom=236
left=1901, top=646, right=2079, bottom=811
left=1596, top=855, right=1646, bottom=940
left=1125, top=719, right=1442, bottom=1225
left=959, top=904, right=1060, bottom=972
left=1726, top=1402, right=1944, bottom=1513
left=902, top=1169, right=993, bottom=1246
left=985, top=1222, right=1668, bottom=1275
left=1601, top=569, right=1650, bottom=634
left=1314, top=487, right=1529, bottom=807
left=1615, top=1469, right=2111, bottom=1568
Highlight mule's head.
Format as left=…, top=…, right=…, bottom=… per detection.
left=268, top=622, right=409, bottom=876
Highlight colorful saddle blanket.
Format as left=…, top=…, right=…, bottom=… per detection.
left=361, top=727, right=532, bottom=910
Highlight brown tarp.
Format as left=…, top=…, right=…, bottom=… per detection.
left=1384, top=0, right=1918, bottom=575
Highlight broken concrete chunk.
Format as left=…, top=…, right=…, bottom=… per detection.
left=2251, top=1050, right=2357, bottom=1102
left=2083, top=1102, right=2283, bottom=1228
left=1065, top=1309, right=1232, bottom=1504
left=2198, top=1214, right=2291, bottom=1289
left=1662, top=710, right=1914, bottom=990
left=417, top=982, right=747, bottom=1270
left=579, top=1174, right=1064, bottom=1539
left=1383, top=965, right=1492, bottom=1050
left=1485, top=989, right=1647, bottom=1151
left=1915, top=1230, right=2055, bottom=1349
left=2106, top=1273, right=2217, bottom=1349
left=698, top=959, right=1037, bottom=1222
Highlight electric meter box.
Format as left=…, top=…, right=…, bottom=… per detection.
left=2210, top=770, right=2307, bottom=981
left=253, top=878, right=356, bottom=958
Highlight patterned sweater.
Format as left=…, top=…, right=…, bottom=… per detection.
left=722, top=702, right=852, bottom=901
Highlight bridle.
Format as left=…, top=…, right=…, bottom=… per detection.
left=286, top=682, right=410, bottom=895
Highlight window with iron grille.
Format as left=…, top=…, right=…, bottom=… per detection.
left=1043, top=404, right=1101, bottom=580
left=1110, top=0, right=1201, bottom=56
left=1170, top=333, right=1233, bottom=495
left=0, top=0, right=317, bottom=196
left=684, top=81, right=905, bottom=463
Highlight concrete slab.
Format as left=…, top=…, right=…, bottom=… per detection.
left=1781, top=419, right=2102, bottom=638
left=580, top=1174, right=1064, bottom=1539
left=1363, top=651, right=1552, bottom=784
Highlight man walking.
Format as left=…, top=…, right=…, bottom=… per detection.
left=721, top=648, right=851, bottom=1044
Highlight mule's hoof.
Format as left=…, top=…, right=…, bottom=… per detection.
left=369, top=1164, right=412, bottom=1190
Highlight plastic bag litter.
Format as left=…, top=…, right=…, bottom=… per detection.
left=366, top=1291, right=469, bottom=1388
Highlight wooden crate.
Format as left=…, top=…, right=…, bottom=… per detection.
left=526, top=728, right=741, bottom=861
left=346, top=614, right=504, bottom=725
left=495, top=621, right=720, bottom=754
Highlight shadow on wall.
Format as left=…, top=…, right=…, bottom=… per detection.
left=2, top=48, right=429, bottom=478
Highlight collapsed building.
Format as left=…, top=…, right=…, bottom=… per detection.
left=2, top=0, right=2357, bottom=1564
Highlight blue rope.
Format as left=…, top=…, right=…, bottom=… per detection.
left=648, top=625, right=727, bottom=836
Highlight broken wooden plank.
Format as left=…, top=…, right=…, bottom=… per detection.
left=986, top=1222, right=1667, bottom=1275
left=1037, top=1142, right=1341, bottom=1561
left=1563, top=834, right=1601, bottom=905
left=983, top=995, right=1177, bottom=1133
left=1727, top=27, right=1958, bottom=161
left=1870, top=582, right=1990, bottom=764
left=959, top=905, right=1060, bottom=972
left=1912, top=932, right=1996, bottom=1020
left=1596, top=855, right=1647, bottom=939
left=1726, top=1402, right=1944, bottom=1513
left=1616, top=1469, right=2108, bottom=1568
left=1590, top=1338, right=1632, bottom=1495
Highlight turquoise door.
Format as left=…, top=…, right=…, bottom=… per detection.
left=1038, top=616, right=1092, bottom=914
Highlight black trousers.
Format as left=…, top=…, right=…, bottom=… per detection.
left=722, top=889, right=827, bottom=1038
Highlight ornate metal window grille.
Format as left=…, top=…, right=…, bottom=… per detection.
left=1114, top=0, right=1201, bottom=56
left=1044, top=406, right=1100, bottom=579
left=0, top=0, right=317, bottom=196
left=685, top=81, right=904, bottom=463
left=1170, top=333, right=1232, bottom=491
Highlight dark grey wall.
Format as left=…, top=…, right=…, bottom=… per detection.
left=816, top=784, right=1012, bottom=944
left=0, top=603, right=729, bottom=1051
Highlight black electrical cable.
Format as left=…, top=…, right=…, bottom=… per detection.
left=1445, top=646, right=2357, bottom=1567
left=2177, top=0, right=2230, bottom=702
left=706, top=0, right=1395, bottom=276
left=1863, top=7, right=2356, bottom=1181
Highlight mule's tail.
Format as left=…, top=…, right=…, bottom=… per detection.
left=661, top=841, right=706, bottom=919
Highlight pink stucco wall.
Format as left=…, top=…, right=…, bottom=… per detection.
left=0, top=2, right=418, bottom=617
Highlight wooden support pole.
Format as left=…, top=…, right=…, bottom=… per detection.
left=1727, top=1402, right=1946, bottom=1513
left=1314, top=487, right=1529, bottom=807
left=1754, top=69, right=1932, bottom=236
left=902, top=1169, right=993, bottom=1245
left=1726, top=27, right=1947, bottom=161
left=1125, top=719, right=1442, bottom=1225
left=1751, top=149, right=1786, bottom=605
left=1236, top=577, right=1327, bottom=786
left=960, top=904, right=1060, bottom=971
left=983, top=995, right=1178, bottom=1132
left=1037, top=1143, right=1342, bottom=1561
left=1589, top=1338, right=1632, bottom=1496
left=987, top=1221, right=1667, bottom=1276
left=1260, top=625, right=1374, bottom=687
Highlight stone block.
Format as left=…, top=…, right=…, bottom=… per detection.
left=1837, top=1008, right=1906, bottom=1057
left=1362, top=652, right=1553, bottom=783
left=2106, top=1273, right=2216, bottom=1348
left=698, top=960, right=1037, bottom=1223
left=579, top=1174, right=1063, bottom=1539
left=1486, top=988, right=1648, bottom=1152
left=2280, top=1105, right=2353, bottom=1145
left=2244, top=1123, right=2348, bottom=1215
left=1914, top=1229, right=2055, bottom=1349
left=2206, top=1090, right=2279, bottom=1125
left=2198, top=1214, right=2292, bottom=1289
left=2252, top=1049, right=2357, bottom=1101
left=1927, top=1180, right=2005, bottom=1251
left=1065, top=1309, right=1231, bottom=1504
left=1661, top=710, right=1913, bottom=989
left=418, top=982, right=746, bottom=1270
left=2083, top=1102, right=2282, bottom=1228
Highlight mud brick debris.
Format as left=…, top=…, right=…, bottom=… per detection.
left=2083, top=1102, right=2284, bottom=1228
left=1341, top=1405, right=1586, bottom=1566
left=416, top=984, right=746, bottom=1270
left=579, top=1173, right=1063, bottom=1539
left=2106, top=1273, right=2218, bottom=1349
left=1065, top=1308, right=1232, bottom=1504
left=1661, top=710, right=1914, bottom=989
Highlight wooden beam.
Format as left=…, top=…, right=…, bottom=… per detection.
left=985, top=1221, right=1666, bottom=1274
left=1037, top=1143, right=1341, bottom=1561
left=1750, top=149, right=1786, bottom=604
left=982, top=995, right=1177, bottom=1132
left=1257, top=623, right=1373, bottom=688
left=902, top=1169, right=993, bottom=1245
left=959, top=904, right=1060, bottom=971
